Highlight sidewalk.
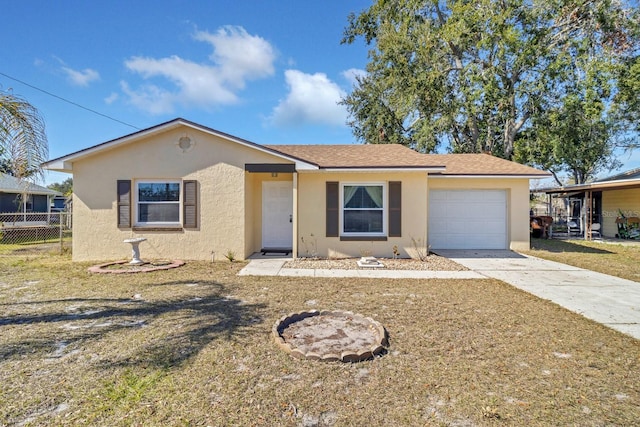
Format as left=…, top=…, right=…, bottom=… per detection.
left=239, top=251, right=640, bottom=340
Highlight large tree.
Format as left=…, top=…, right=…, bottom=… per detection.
left=341, top=0, right=639, bottom=182
left=47, top=177, right=73, bottom=196
left=0, top=91, right=48, bottom=180
left=514, top=31, right=629, bottom=184
left=614, top=54, right=640, bottom=137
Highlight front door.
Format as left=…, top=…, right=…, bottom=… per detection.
left=262, top=181, right=293, bottom=249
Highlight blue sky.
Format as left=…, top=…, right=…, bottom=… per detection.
left=2, top=0, right=638, bottom=187
left=2, top=1, right=372, bottom=185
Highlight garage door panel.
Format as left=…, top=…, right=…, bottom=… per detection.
left=428, top=190, right=507, bottom=250
left=484, top=221, right=506, bottom=233
left=429, top=232, right=505, bottom=250
left=461, top=219, right=492, bottom=233
left=429, top=204, right=449, bottom=217
left=429, top=191, right=448, bottom=202
left=435, top=234, right=468, bottom=248
left=483, top=208, right=506, bottom=218
left=430, top=219, right=450, bottom=231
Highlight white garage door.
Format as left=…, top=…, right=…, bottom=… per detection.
left=428, top=190, right=507, bottom=250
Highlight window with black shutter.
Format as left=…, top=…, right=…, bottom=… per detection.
left=118, top=179, right=198, bottom=229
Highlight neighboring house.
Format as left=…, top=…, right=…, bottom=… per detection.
left=535, top=168, right=640, bottom=238
left=43, top=118, right=549, bottom=262
left=0, top=173, right=61, bottom=217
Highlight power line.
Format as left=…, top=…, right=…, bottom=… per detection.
left=0, top=71, right=141, bottom=130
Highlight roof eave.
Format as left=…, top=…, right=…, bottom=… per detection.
left=42, top=118, right=318, bottom=172
left=42, top=119, right=185, bottom=169
left=535, top=177, right=640, bottom=193
left=42, top=159, right=73, bottom=173
left=430, top=173, right=551, bottom=179
left=317, top=166, right=446, bottom=173
left=0, top=186, right=62, bottom=196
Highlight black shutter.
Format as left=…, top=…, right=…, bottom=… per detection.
left=389, top=181, right=401, bottom=237
left=326, top=181, right=339, bottom=237
left=183, top=180, right=198, bottom=228
left=117, top=180, right=131, bottom=228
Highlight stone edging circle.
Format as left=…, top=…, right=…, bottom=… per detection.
left=88, top=260, right=185, bottom=274
left=273, top=310, right=388, bottom=362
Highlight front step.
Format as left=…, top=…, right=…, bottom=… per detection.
left=260, top=247, right=292, bottom=256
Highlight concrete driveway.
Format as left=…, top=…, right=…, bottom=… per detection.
left=434, top=250, right=640, bottom=340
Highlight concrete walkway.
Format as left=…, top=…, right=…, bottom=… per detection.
left=238, top=251, right=640, bottom=340
left=237, top=254, right=485, bottom=279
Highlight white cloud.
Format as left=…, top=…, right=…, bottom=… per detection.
left=104, top=92, right=119, bottom=105
left=342, top=68, right=367, bottom=86
left=122, top=26, right=276, bottom=114
left=193, top=26, right=276, bottom=86
left=270, top=70, right=348, bottom=127
left=120, top=81, right=177, bottom=115
left=61, top=66, right=100, bottom=87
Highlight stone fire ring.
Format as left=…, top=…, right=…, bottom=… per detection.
left=88, top=260, right=185, bottom=274
left=273, top=310, right=388, bottom=362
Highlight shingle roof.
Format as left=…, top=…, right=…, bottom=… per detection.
left=595, top=167, right=640, bottom=182
left=265, top=144, right=442, bottom=168
left=0, top=173, right=62, bottom=195
left=425, top=154, right=550, bottom=176
left=267, top=145, right=549, bottom=176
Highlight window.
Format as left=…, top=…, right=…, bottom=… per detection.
left=118, top=179, right=197, bottom=229
left=341, top=183, right=385, bottom=235
left=326, top=181, right=400, bottom=239
left=135, top=181, right=181, bottom=225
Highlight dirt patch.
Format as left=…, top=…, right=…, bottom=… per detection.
left=88, top=260, right=185, bottom=274
left=274, top=311, right=387, bottom=362
left=283, top=254, right=467, bottom=271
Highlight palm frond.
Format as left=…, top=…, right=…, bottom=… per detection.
left=0, top=92, right=48, bottom=181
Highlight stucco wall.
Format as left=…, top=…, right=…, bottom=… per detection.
left=602, top=188, right=640, bottom=237
left=72, top=127, right=290, bottom=261
left=427, top=177, right=532, bottom=251
left=296, top=171, right=429, bottom=259
left=70, top=125, right=535, bottom=261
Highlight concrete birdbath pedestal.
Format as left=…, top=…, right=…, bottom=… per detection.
left=357, top=256, right=384, bottom=268
left=123, top=237, right=147, bottom=265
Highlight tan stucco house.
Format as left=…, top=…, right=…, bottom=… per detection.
left=43, top=118, right=549, bottom=262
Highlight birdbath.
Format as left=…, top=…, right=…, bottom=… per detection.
left=123, top=237, right=147, bottom=265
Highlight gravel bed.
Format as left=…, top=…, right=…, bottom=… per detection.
left=282, top=254, right=468, bottom=271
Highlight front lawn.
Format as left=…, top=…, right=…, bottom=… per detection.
left=524, top=238, right=640, bottom=282
left=1, top=254, right=639, bottom=425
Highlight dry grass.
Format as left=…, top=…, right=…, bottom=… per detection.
left=524, top=238, right=640, bottom=282
left=1, top=254, right=639, bottom=426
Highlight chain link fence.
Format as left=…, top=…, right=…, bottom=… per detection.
left=0, top=212, right=72, bottom=256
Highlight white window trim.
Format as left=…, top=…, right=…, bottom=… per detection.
left=340, top=182, right=387, bottom=237
left=133, top=179, right=182, bottom=227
